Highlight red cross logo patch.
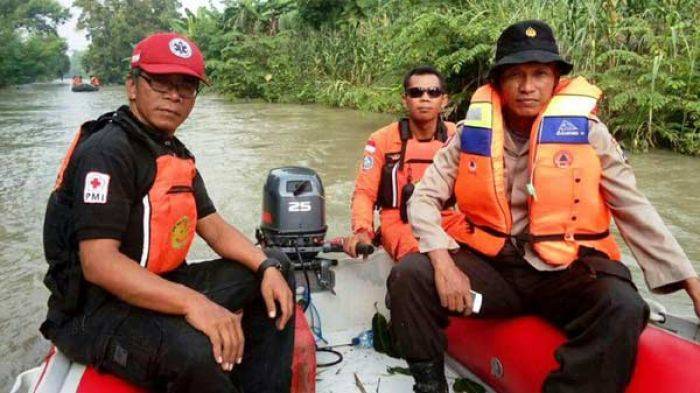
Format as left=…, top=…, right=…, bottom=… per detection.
left=83, top=172, right=110, bottom=204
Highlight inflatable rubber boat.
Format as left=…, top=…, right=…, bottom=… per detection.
left=12, top=167, right=700, bottom=393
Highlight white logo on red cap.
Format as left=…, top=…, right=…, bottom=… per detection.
left=169, top=38, right=192, bottom=59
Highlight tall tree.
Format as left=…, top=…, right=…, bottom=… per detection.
left=0, top=0, right=70, bottom=86
left=74, top=0, right=183, bottom=83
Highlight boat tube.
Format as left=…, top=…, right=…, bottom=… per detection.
left=70, top=84, right=99, bottom=92
left=12, top=166, right=700, bottom=393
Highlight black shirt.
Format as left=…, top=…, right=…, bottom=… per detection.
left=61, top=106, right=215, bottom=263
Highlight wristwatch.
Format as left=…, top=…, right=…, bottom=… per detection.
left=256, top=257, right=282, bottom=281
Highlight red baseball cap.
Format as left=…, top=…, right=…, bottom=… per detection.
left=131, top=32, right=209, bottom=85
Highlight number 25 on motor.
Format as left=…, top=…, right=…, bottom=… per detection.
left=288, top=201, right=311, bottom=212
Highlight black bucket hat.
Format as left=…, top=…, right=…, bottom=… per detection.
left=489, top=20, right=573, bottom=80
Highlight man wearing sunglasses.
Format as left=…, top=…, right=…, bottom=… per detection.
left=345, top=66, right=468, bottom=262
left=388, top=21, right=700, bottom=392
left=40, top=32, right=295, bottom=392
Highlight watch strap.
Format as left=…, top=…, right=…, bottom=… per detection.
left=256, top=257, right=282, bottom=281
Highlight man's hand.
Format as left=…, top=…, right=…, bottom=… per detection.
left=184, top=294, right=244, bottom=372
left=260, top=267, right=294, bottom=330
left=343, top=231, right=373, bottom=259
left=683, top=277, right=700, bottom=319
left=428, top=249, right=473, bottom=315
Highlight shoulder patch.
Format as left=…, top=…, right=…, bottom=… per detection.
left=611, top=136, right=629, bottom=164
left=83, top=171, right=110, bottom=204
left=362, top=156, right=374, bottom=170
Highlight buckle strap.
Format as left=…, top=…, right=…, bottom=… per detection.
left=466, top=219, right=610, bottom=243
left=526, top=230, right=610, bottom=242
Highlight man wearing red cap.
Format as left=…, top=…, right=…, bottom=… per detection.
left=40, top=32, right=295, bottom=392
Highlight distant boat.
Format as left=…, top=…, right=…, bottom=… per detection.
left=71, top=83, right=99, bottom=92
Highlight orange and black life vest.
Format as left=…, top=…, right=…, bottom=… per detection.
left=44, top=109, right=197, bottom=315
left=56, top=114, right=197, bottom=274
left=377, top=118, right=448, bottom=221
left=138, top=148, right=197, bottom=274
left=453, top=77, right=621, bottom=266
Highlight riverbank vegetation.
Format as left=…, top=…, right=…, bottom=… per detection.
left=74, top=0, right=183, bottom=83
left=177, top=0, right=698, bottom=154
left=0, top=0, right=70, bottom=86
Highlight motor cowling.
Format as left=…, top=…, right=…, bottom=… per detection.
left=257, top=167, right=327, bottom=261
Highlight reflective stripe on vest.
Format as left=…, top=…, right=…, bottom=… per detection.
left=139, top=154, right=197, bottom=274
left=454, top=77, right=621, bottom=266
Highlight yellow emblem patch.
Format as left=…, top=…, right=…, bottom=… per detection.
left=171, top=216, right=191, bottom=249
left=526, top=27, right=537, bottom=38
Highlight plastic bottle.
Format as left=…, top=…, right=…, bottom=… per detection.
left=351, top=329, right=374, bottom=348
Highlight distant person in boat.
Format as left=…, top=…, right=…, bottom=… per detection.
left=40, top=32, right=295, bottom=392
left=344, top=66, right=468, bottom=262
left=89, top=75, right=101, bottom=86
left=387, top=20, right=700, bottom=393
left=71, top=75, right=82, bottom=86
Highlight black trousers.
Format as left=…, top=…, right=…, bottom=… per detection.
left=387, top=245, right=649, bottom=393
left=48, top=249, right=295, bottom=393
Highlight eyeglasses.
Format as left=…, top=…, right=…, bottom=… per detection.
left=405, top=87, right=444, bottom=99
left=138, top=73, right=200, bottom=99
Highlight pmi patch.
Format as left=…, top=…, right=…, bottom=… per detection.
left=83, top=172, right=110, bottom=204
left=540, top=117, right=589, bottom=144
left=362, top=156, right=374, bottom=170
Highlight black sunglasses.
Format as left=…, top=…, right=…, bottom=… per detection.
left=405, top=86, right=444, bottom=99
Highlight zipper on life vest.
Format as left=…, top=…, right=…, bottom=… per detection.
left=166, top=185, right=194, bottom=194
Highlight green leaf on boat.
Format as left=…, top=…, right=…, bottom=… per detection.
left=453, top=377, right=486, bottom=393
left=386, top=366, right=411, bottom=376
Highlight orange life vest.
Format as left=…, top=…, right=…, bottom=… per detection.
left=139, top=153, right=197, bottom=274
left=453, top=77, right=621, bottom=266
left=55, top=114, right=197, bottom=275
left=377, top=119, right=449, bottom=217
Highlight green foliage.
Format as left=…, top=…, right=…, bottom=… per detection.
left=68, top=50, right=87, bottom=78
left=186, top=0, right=699, bottom=154
left=0, top=0, right=70, bottom=86
left=453, top=377, right=486, bottom=393
left=74, top=0, right=183, bottom=83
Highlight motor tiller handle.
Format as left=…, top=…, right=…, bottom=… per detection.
left=324, top=238, right=374, bottom=257
left=356, top=243, right=374, bottom=257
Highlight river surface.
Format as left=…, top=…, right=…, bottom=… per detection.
left=0, top=82, right=698, bottom=386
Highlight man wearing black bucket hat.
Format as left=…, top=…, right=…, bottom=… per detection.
left=387, top=20, right=700, bottom=392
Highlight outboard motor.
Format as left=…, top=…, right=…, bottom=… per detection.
left=257, top=167, right=342, bottom=293
left=257, top=167, right=328, bottom=259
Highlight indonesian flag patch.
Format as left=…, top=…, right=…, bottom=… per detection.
left=83, top=171, right=110, bottom=204
left=364, top=140, right=376, bottom=154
